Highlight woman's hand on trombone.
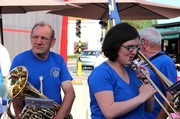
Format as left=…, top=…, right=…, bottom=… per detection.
left=136, top=65, right=150, bottom=83
left=136, top=65, right=157, bottom=102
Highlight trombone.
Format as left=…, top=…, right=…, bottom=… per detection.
left=131, top=51, right=180, bottom=119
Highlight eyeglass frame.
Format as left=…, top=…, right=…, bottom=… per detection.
left=139, top=38, right=145, bottom=44
left=30, top=35, right=53, bottom=42
left=121, top=44, right=140, bottom=52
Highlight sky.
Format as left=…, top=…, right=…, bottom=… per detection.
left=148, top=0, right=180, bottom=24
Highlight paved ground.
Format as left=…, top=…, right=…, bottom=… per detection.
left=68, top=59, right=91, bottom=119
left=68, top=59, right=89, bottom=85
left=70, top=74, right=91, bottom=119
left=71, top=75, right=88, bottom=84
left=70, top=83, right=91, bottom=119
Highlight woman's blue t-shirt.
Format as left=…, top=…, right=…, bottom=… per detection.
left=88, top=62, right=144, bottom=119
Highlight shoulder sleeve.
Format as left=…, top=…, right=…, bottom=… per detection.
left=159, top=58, right=177, bottom=84
left=55, top=54, right=73, bottom=82
left=149, top=54, right=177, bottom=84
left=88, top=67, right=113, bottom=94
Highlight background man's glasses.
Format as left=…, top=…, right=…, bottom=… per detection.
left=121, top=45, right=140, bottom=52
left=139, top=38, right=144, bottom=44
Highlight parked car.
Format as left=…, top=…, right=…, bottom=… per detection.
left=94, top=52, right=107, bottom=68
left=76, top=50, right=101, bottom=69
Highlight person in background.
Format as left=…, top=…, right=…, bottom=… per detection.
left=88, top=22, right=156, bottom=119
left=139, top=28, right=177, bottom=119
left=10, top=21, right=75, bottom=119
left=0, top=44, right=11, bottom=118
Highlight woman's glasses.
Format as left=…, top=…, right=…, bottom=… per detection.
left=121, top=45, right=140, bottom=52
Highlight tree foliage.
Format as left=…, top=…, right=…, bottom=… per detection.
left=121, top=20, right=158, bottom=31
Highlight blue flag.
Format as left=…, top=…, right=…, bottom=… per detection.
left=108, top=0, right=121, bottom=28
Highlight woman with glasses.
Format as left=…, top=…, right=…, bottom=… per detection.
left=88, top=22, right=156, bottom=119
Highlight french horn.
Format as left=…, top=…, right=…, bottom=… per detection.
left=0, top=66, right=73, bottom=119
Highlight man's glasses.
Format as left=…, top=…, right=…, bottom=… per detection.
left=139, top=38, right=144, bottom=44
left=31, top=35, right=51, bottom=42
left=121, top=45, right=140, bottom=52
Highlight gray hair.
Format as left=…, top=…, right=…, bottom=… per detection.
left=139, top=28, right=162, bottom=45
left=31, top=21, right=55, bottom=39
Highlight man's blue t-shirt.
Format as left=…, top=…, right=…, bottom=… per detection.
left=10, top=50, right=72, bottom=104
left=88, top=62, right=144, bottom=119
left=143, top=51, right=177, bottom=119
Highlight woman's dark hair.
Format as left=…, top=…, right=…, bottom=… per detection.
left=102, top=22, right=139, bottom=61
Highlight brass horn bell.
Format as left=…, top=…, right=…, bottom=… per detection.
left=0, top=66, right=73, bottom=119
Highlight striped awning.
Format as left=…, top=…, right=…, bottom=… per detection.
left=155, top=26, right=180, bottom=40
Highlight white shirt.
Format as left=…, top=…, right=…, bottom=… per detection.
left=0, top=44, right=11, bottom=114
left=0, top=44, right=11, bottom=77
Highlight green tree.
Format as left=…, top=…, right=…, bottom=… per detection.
left=121, top=20, right=158, bottom=31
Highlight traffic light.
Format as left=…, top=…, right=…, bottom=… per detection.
left=76, top=19, right=81, bottom=38
left=99, top=20, right=107, bottom=29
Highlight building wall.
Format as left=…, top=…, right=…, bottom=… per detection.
left=2, top=11, right=63, bottom=62
left=2, top=12, right=102, bottom=60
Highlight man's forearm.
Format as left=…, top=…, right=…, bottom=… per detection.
left=156, top=92, right=171, bottom=119
left=55, top=91, right=75, bottom=118
left=156, top=108, right=168, bottom=119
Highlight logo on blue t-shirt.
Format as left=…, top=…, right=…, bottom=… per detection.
left=50, top=67, right=60, bottom=77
